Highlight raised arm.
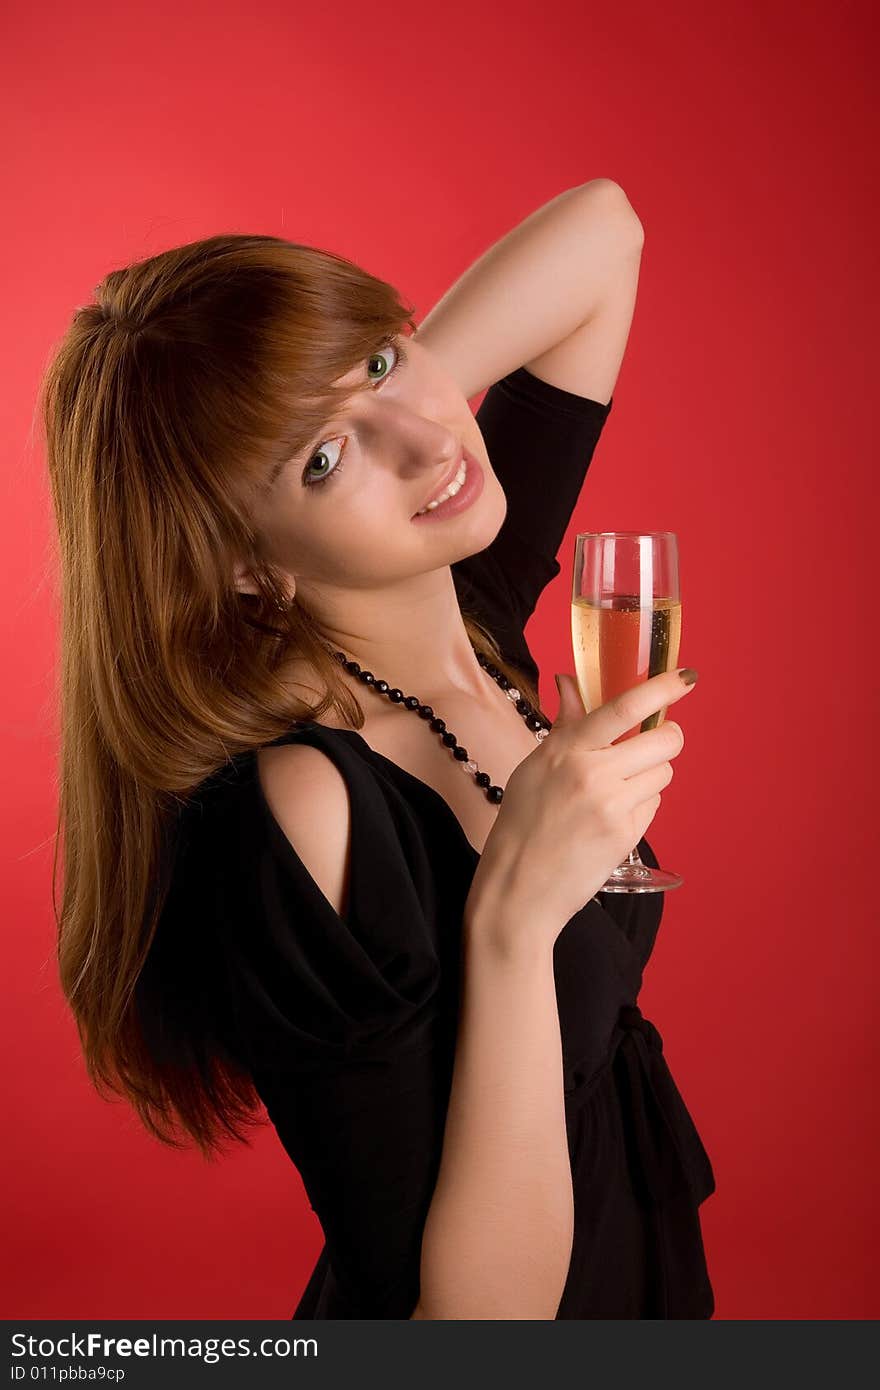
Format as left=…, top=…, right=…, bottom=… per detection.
left=415, top=178, right=644, bottom=410
left=420, top=180, right=645, bottom=668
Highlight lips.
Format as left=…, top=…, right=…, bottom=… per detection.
left=412, top=448, right=466, bottom=517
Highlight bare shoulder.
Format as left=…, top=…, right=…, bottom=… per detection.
left=256, top=741, right=352, bottom=918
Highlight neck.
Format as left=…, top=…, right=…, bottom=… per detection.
left=292, top=566, right=494, bottom=707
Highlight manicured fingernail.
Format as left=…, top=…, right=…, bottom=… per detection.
left=677, top=668, right=699, bottom=686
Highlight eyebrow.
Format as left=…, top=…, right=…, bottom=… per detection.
left=266, top=453, right=293, bottom=489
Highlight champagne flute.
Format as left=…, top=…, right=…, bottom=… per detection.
left=571, top=531, right=684, bottom=893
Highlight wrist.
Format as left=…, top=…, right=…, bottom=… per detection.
left=463, top=874, right=556, bottom=965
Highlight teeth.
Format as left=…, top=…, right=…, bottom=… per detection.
left=416, top=459, right=467, bottom=515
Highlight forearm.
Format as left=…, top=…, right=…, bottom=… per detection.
left=415, top=179, right=644, bottom=401
left=414, top=894, right=572, bottom=1320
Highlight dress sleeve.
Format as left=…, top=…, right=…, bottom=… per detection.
left=207, top=729, right=460, bottom=1318
left=452, top=365, right=613, bottom=686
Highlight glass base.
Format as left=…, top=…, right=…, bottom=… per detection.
left=597, top=847, right=683, bottom=894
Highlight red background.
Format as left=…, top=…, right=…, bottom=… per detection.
left=3, top=0, right=876, bottom=1320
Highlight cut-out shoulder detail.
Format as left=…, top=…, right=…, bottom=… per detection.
left=256, top=742, right=353, bottom=919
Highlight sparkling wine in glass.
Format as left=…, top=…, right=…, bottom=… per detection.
left=571, top=531, right=684, bottom=893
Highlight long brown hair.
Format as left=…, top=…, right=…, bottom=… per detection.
left=38, top=233, right=546, bottom=1160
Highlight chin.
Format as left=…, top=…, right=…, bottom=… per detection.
left=450, top=470, right=508, bottom=564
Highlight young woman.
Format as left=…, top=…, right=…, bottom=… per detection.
left=41, top=180, right=715, bottom=1319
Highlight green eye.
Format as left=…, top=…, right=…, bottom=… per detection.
left=366, top=341, right=399, bottom=383
left=303, top=436, right=346, bottom=487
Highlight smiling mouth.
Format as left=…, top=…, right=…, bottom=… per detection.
left=413, top=450, right=467, bottom=516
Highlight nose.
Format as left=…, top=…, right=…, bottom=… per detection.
left=384, top=406, right=461, bottom=479
left=358, top=380, right=463, bottom=484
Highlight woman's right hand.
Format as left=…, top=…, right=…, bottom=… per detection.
left=467, top=668, right=699, bottom=951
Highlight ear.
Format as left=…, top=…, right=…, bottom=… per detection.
left=232, top=562, right=261, bottom=597
left=233, top=561, right=297, bottom=604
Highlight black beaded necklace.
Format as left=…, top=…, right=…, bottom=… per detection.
left=327, top=644, right=552, bottom=804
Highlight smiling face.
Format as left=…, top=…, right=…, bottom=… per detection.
left=241, top=333, right=507, bottom=599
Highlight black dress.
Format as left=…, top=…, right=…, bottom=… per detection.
left=162, top=366, right=716, bottom=1319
